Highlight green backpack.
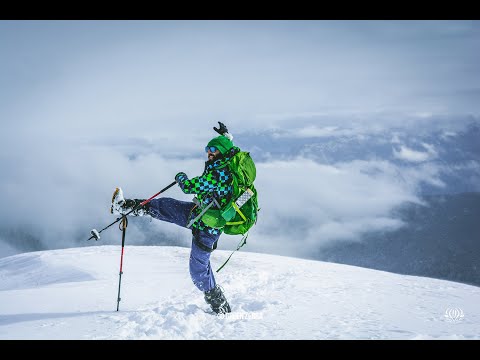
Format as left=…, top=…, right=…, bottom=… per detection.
left=201, top=151, right=259, bottom=235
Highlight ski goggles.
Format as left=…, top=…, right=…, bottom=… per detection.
left=205, top=146, right=218, bottom=153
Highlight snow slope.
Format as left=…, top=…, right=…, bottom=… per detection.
left=0, top=245, right=479, bottom=340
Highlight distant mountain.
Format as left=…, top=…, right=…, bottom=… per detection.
left=318, top=192, right=480, bottom=286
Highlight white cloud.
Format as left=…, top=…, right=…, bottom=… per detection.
left=271, top=125, right=363, bottom=139
left=1, top=130, right=444, bottom=260
left=246, top=158, right=430, bottom=258
left=391, top=133, right=402, bottom=144
left=440, top=131, right=457, bottom=140
left=303, top=217, right=405, bottom=247
left=393, top=143, right=437, bottom=163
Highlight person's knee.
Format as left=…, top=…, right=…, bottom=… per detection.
left=149, top=197, right=168, bottom=210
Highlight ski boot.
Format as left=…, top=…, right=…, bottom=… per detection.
left=110, top=187, right=125, bottom=214
left=110, top=187, right=148, bottom=216
left=204, top=285, right=231, bottom=314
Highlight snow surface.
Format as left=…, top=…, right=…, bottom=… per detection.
left=0, top=245, right=479, bottom=340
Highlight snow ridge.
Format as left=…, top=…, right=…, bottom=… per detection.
left=0, top=246, right=479, bottom=340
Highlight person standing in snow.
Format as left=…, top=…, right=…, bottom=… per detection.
left=110, top=122, right=237, bottom=314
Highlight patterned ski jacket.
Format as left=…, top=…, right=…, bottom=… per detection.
left=176, top=146, right=240, bottom=235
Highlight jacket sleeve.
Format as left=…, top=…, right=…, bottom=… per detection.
left=175, top=171, right=218, bottom=196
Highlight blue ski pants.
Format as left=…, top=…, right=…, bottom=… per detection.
left=147, top=197, right=219, bottom=292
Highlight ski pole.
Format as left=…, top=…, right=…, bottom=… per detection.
left=88, top=181, right=177, bottom=241
left=116, top=216, right=128, bottom=311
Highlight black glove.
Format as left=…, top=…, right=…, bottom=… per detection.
left=175, top=172, right=187, bottom=183
left=213, top=121, right=228, bottom=135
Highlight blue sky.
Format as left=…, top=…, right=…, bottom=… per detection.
left=0, top=20, right=479, bottom=258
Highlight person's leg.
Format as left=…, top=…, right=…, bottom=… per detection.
left=116, top=193, right=230, bottom=312
left=113, top=187, right=195, bottom=227
left=189, top=230, right=219, bottom=292
left=144, top=197, right=195, bottom=228
left=189, top=230, right=231, bottom=314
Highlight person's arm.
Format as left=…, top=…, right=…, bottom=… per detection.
left=175, top=172, right=217, bottom=196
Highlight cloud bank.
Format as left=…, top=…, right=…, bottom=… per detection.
left=1, top=20, right=479, bottom=259
left=247, top=158, right=429, bottom=258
